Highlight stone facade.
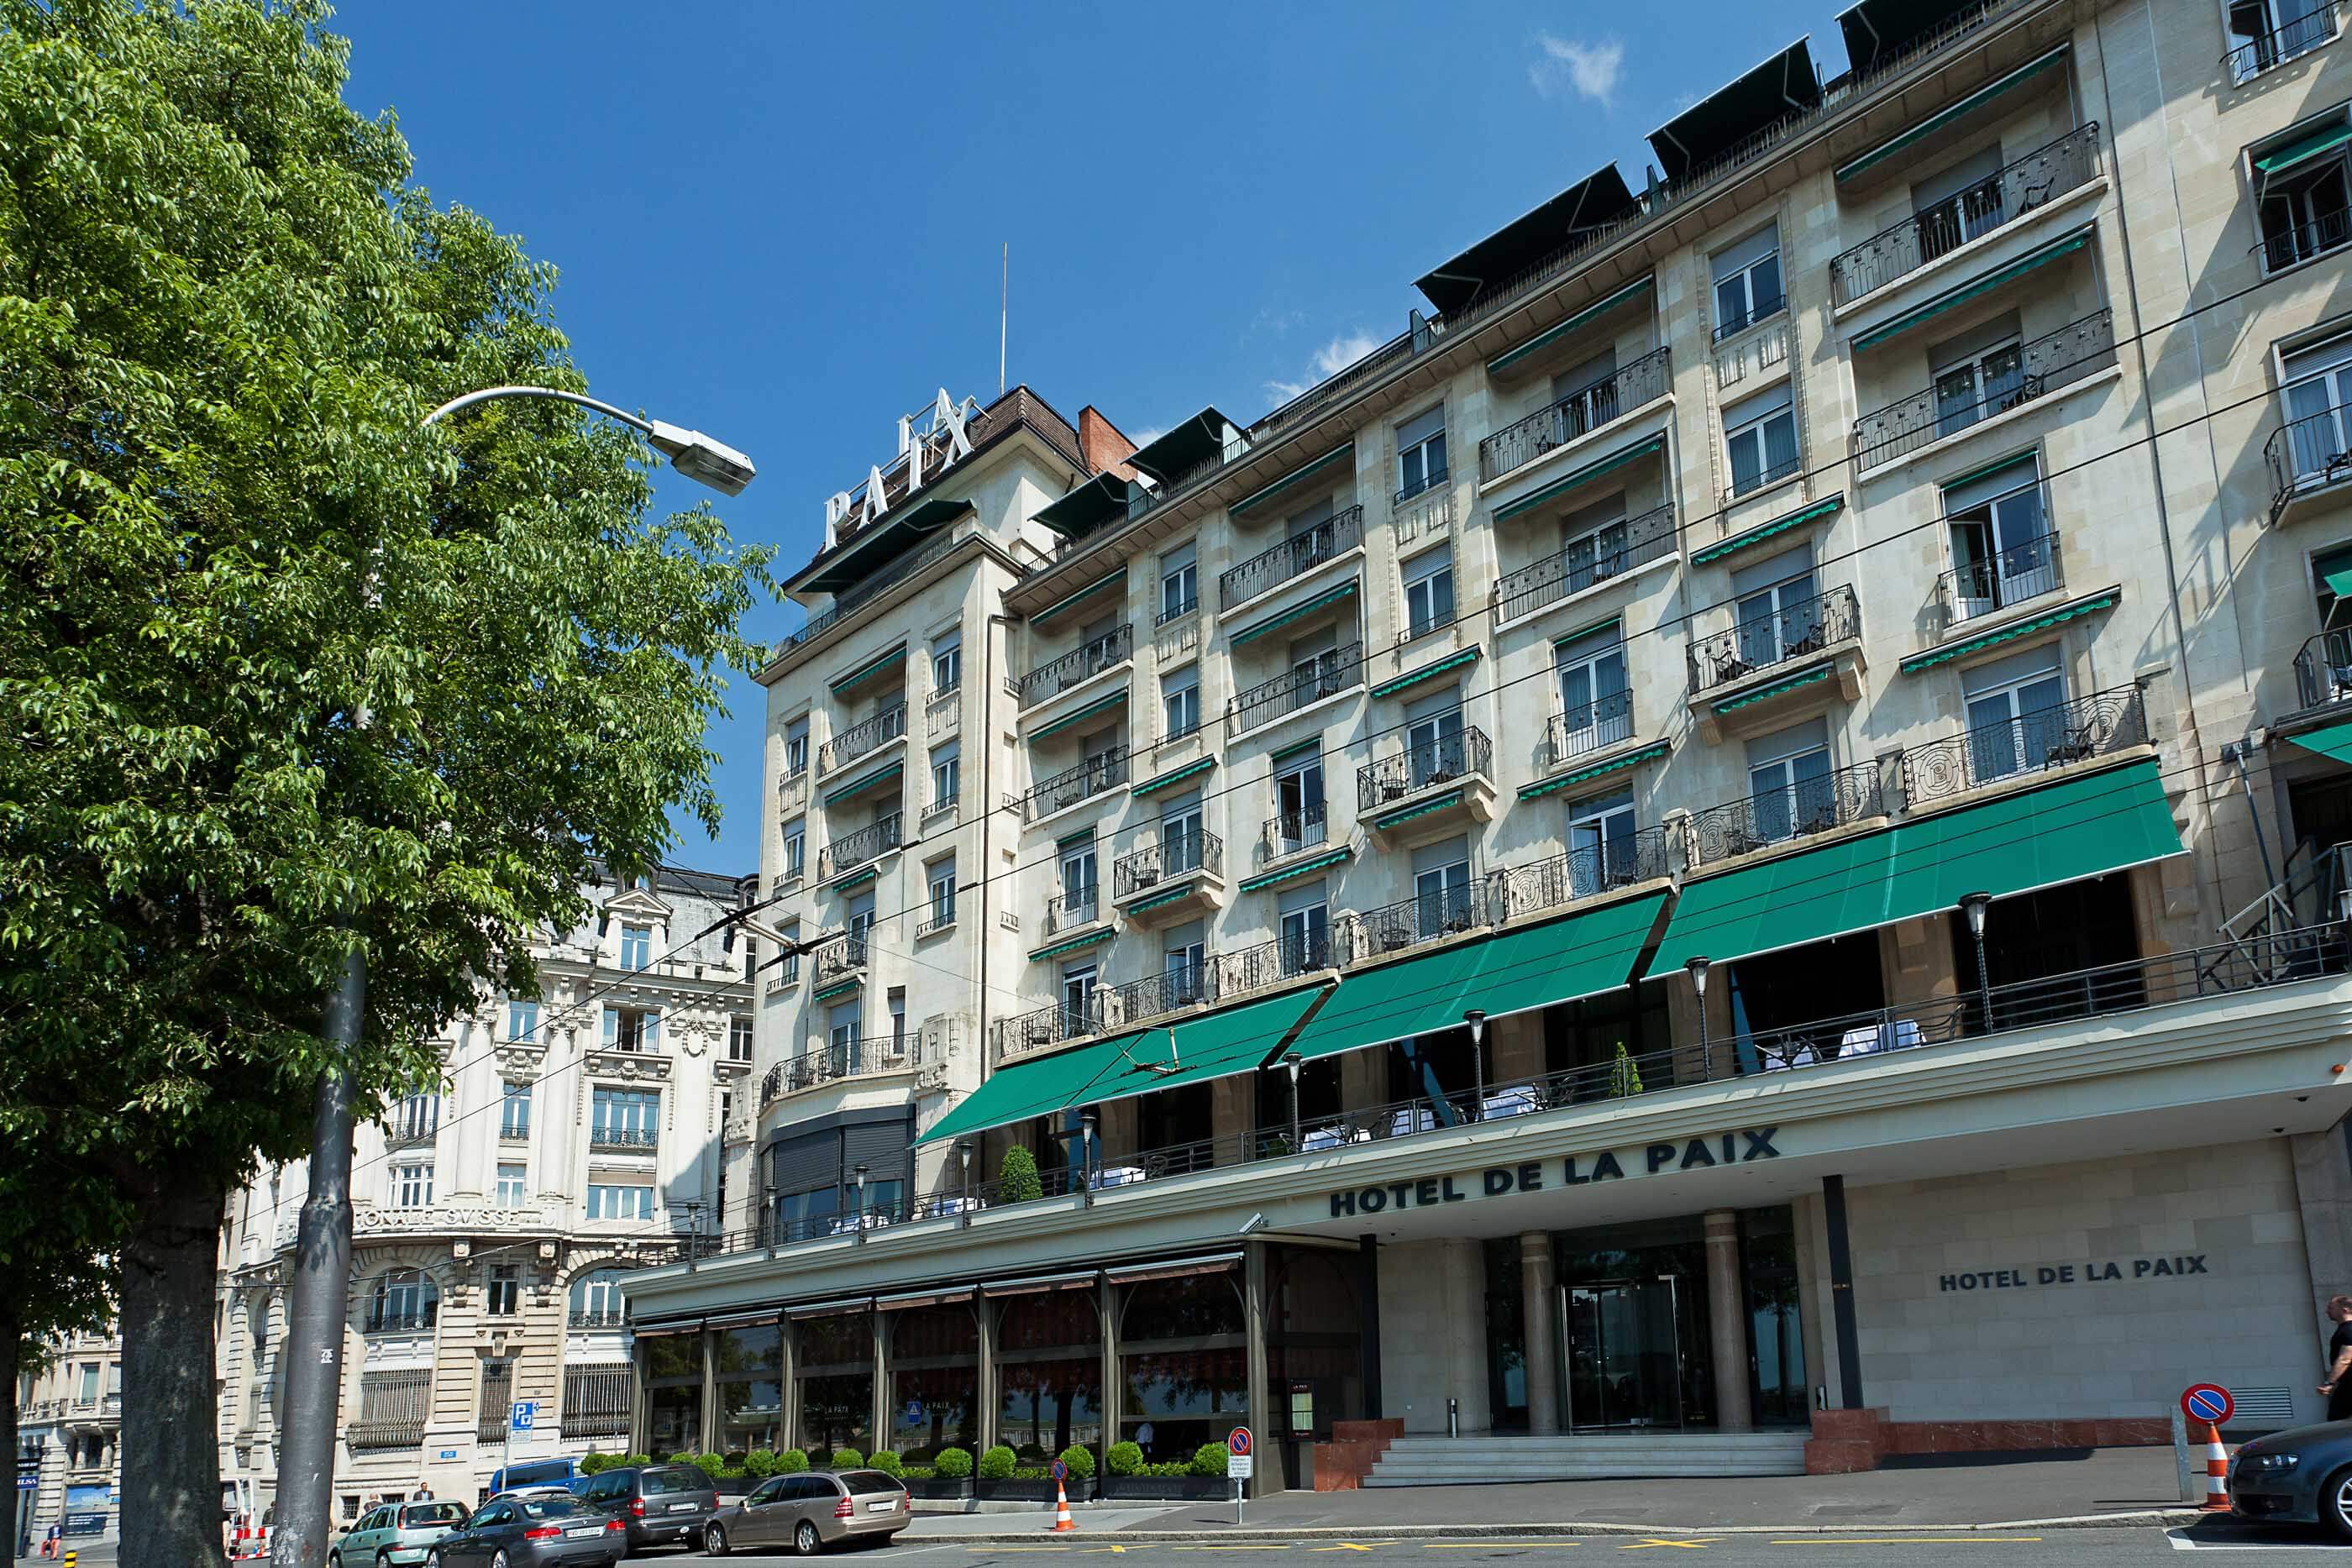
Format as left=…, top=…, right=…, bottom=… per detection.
left=13, top=1328, right=121, bottom=1544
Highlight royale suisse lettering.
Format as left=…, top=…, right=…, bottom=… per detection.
left=1938, top=1256, right=2211, bottom=1292
left=1327, top=1127, right=1779, bottom=1218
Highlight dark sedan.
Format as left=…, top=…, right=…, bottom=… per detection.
left=423, top=1495, right=624, bottom=1567
left=2230, top=1419, right=2352, bottom=1539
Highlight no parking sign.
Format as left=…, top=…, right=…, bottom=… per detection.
left=1225, top=1426, right=1253, bottom=1481
left=2182, top=1383, right=2234, bottom=1427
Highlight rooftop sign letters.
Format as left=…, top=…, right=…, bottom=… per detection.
left=1326, top=1125, right=1780, bottom=1218
left=825, top=390, right=980, bottom=548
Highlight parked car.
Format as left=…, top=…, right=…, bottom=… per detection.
left=332, top=1499, right=471, bottom=1567
left=576, top=1461, right=722, bottom=1553
left=2231, top=1419, right=2352, bottom=1539
left=702, top=1469, right=911, bottom=1557
left=422, top=1494, right=622, bottom=1567
left=488, top=1459, right=583, bottom=1497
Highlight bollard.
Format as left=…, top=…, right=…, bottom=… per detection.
left=2172, top=1406, right=2196, bottom=1502
left=1446, top=1397, right=1459, bottom=1439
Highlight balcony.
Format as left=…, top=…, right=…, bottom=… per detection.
left=817, top=815, right=902, bottom=881
left=363, top=1307, right=436, bottom=1335
left=1219, top=506, right=1364, bottom=611
left=1231, top=643, right=1364, bottom=733
left=1357, top=727, right=1496, bottom=845
left=1478, top=348, right=1672, bottom=483
left=1688, top=585, right=1864, bottom=740
left=998, top=1001, right=1100, bottom=1061
left=813, top=935, right=868, bottom=988
left=1041, top=886, right=1105, bottom=938
left=1547, top=690, right=1636, bottom=768
left=2297, top=630, right=2352, bottom=712
left=2226, top=1, right=2339, bottom=82
left=1494, top=829, right=1675, bottom=921
left=1939, top=528, right=2062, bottom=627
left=1854, top=310, right=2116, bottom=472
left=759, top=1033, right=921, bottom=1102
left=1260, top=802, right=1330, bottom=867
left=817, top=704, right=906, bottom=775
left=588, top=1125, right=659, bottom=1155
left=1687, top=760, right=1889, bottom=867
left=1339, top=883, right=1490, bottom=963
left=569, top=1308, right=629, bottom=1329
left=779, top=529, right=967, bottom=657
left=386, top=1120, right=437, bottom=1151
left=1102, top=962, right=1215, bottom=1029
left=1899, top=684, right=2147, bottom=806
left=1016, top=623, right=1132, bottom=709
left=1830, top=125, right=2103, bottom=307
left=1022, top=744, right=1129, bottom=822
left=1215, top=931, right=1333, bottom=996
left=1112, top=829, right=1226, bottom=924
left=1491, top=504, right=1675, bottom=624
left=2266, top=400, right=2352, bottom=524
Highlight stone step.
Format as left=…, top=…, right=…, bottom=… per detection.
left=1366, top=1434, right=1809, bottom=1486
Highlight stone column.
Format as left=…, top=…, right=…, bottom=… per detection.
left=1099, top=1279, right=1121, bottom=1461
left=872, top=1313, right=890, bottom=1459
left=1441, top=1238, right=1490, bottom=1433
left=1520, top=1233, right=1560, bottom=1434
left=1703, top=1210, right=1753, bottom=1432
left=779, top=1319, right=798, bottom=1455
left=536, top=1016, right=578, bottom=1208
left=974, top=1297, right=998, bottom=1456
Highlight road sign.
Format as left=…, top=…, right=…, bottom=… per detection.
left=437, top=1449, right=459, bottom=1461
left=510, top=1400, right=538, bottom=1433
left=1050, top=1460, right=1068, bottom=1482
left=2182, top=1384, right=2234, bottom=1425
left=1226, top=1453, right=1254, bottom=1479
left=1226, top=1427, right=1252, bottom=1457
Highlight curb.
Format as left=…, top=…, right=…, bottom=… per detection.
left=909, top=1508, right=2207, bottom=1542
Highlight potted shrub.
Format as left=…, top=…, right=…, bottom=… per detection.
left=974, top=1442, right=1091, bottom=1502
left=904, top=1445, right=974, bottom=1501
left=1101, top=1441, right=1231, bottom=1501
left=776, top=1448, right=810, bottom=1474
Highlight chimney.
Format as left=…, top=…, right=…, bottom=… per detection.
left=1077, top=406, right=1141, bottom=482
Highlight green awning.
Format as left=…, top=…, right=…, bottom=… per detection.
left=1126, top=884, right=1200, bottom=915
left=2257, top=120, right=2352, bottom=176
left=1851, top=228, right=2093, bottom=352
left=1494, top=433, right=1666, bottom=523
left=1370, top=646, right=1481, bottom=700
left=1940, top=449, right=2040, bottom=493
left=1645, top=758, right=2181, bottom=977
left=1520, top=741, right=1669, bottom=801
left=797, top=497, right=972, bottom=595
left=1229, top=579, right=1360, bottom=648
left=1268, top=737, right=1322, bottom=764
left=1031, top=689, right=1128, bottom=741
left=1133, top=758, right=1215, bottom=798
left=2285, top=721, right=2352, bottom=763
left=1029, top=926, right=1115, bottom=963
left=2328, top=570, right=2352, bottom=600
left=1230, top=444, right=1356, bottom=520
left=1488, top=276, right=1657, bottom=377
left=1032, top=472, right=1133, bottom=538
left=1693, top=494, right=1845, bottom=566
left=1033, top=569, right=1126, bottom=627
left=824, top=763, right=902, bottom=808
left=1375, top=789, right=1463, bottom=830
left=914, top=986, right=1331, bottom=1146
left=1900, top=591, right=2118, bottom=673
left=828, top=866, right=879, bottom=894
left=1284, top=892, right=1668, bottom=1064
left=829, top=644, right=907, bottom=695
left=1238, top=847, right=1352, bottom=894
left=1555, top=616, right=1621, bottom=653
left=812, top=979, right=862, bottom=1003
left=1835, top=48, right=2071, bottom=183
left=1714, top=665, right=1832, bottom=713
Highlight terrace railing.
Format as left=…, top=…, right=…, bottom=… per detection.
left=1478, top=349, right=1672, bottom=482
left=1219, top=507, right=1364, bottom=611
left=1231, top=644, right=1364, bottom=734
left=1493, top=504, right=1675, bottom=623
left=1016, top=624, right=1132, bottom=708
left=1494, top=829, right=1674, bottom=919
left=1357, top=727, right=1491, bottom=811
left=2266, top=400, right=2352, bottom=522
left=1899, top=684, right=2146, bottom=805
left=1547, top=690, right=1635, bottom=767
left=818, top=705, right=906, bottom=774
left=1339, top=883, right=1489, bottom=962
left=1022, top=745, right=1130, bottom=821
left=817, top=815, right=902, bottom=879
left=1114, top=829, right=1220, bottom=898
left=1687, top=760, right=1887, bottom=867
left=2225, top=1, right=2339, bottom=81
left=1940, top=525, right=2062, bottom=625
left=1688, top=584, right=1861, bottom=695
left=1830, top=125, right=2103, bottom=305
left=1854, top=311, right=2115, bottom=471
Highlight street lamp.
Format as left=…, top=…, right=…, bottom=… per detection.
left=1281, top=1051, right=1303, bottom=1151
left=1686, top=957, right=1714, bottom=1078
left=761, top=1183, right=778, bottom=1251
left=1463, top=1009, right=1487, bottom=1120
left=1959, top=892, right=1993, bottom=1032
left=853, top=1163, right=870, bottom=1245
left=956, top=1139, right=974, bottom=1225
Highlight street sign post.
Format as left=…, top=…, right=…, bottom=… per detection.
left=1226, top=1428, right=1252, bottom=1524
left=2182, top=1384, right=2234, bottom=1428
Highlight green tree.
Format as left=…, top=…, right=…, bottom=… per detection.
left=999, top=1146, right=1044, bottom=1204
left=1608, top=1041, right=1645, bottom=1099
left=0, top=3, right=769, bottom=1561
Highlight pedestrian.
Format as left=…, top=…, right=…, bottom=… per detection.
left=412, top=1481, right=435, bottom=1501
left=2322, top=1295, right=2352, bottom=1421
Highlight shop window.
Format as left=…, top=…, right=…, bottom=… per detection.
left=995, top=1290, right=1103, bottom=1460
left=717, top=1321, right=783, bottom=1454
left=889, top=1303, right=980, bottom=1461
left=795, top=1311, right=875, bottom=1460
left=1119, top=1272, right=1247, bottom=1463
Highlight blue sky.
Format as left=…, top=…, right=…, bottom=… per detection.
left=335, top=0, right=1827, bottom=875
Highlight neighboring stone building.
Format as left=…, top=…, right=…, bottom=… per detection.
left=14, top=1328, right=122, bottom=1545
left=213, top=861, right=757, bottom=1518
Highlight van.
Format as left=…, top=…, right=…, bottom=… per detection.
left=485, top=1457, right=584, bottom=1496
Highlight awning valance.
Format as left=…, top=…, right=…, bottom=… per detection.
left=1033, top=569, right=1127, bottom=628
left=1237, top=847, right=1352, bottom=894
left=1132, top=757, right=1216, bottom=798
left=1851, top=228, right=2093, bottom=352
left=1494, top=433, right=1667, bottom=523
left=1030, top=689, right=1128, bottom=742
left=1899, top=590, right=2117, bottom=674
left=874, top=1286, right=975, bottom=1312
left=1105, top=1251, right=1243, bottom=1286
left=823, top=763, right=901, bottom=808
left=1835, top=47, right=2071, bottom=183
left=1520, top=741, right=1670, bottom=801
left=1228, top=579, right=1360, bottom=648
left=2284, top=721, right=2352, bottom=763
left=2257, top=120, right=2352, bottom=177
left=1370, top=646, right=1481, bottom=700
left=1488, top=276, right=1656, bottom=377
left=829, top=644, right=907, bottom=696
left=787, top=1296, right=874, bottom=1320
left=1693, top=494, right=1844, bottom=566
left=980, top=1270, right=1101, bottom=1297
left=1229, top=443, right=1356, bottom=520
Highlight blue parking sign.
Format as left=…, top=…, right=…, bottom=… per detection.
left=510, top=1400, right=537, bottom=1432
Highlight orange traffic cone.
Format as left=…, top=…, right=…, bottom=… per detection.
left=2203, top=1422, right=2232, bottom=1513
left=1052, top=1477, right=1078, bottom=1533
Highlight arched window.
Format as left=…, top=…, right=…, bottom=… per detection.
left=367, top=1269, right=438, bottom=1334
left=568, top=1267, right=629, bottom=1329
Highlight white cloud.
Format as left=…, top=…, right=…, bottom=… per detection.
left=1126, top=426, right=1167, bottom=448
left=1265, top=330, right=1383, bottom=402
left=1530, top=34, right=1624, bottom=108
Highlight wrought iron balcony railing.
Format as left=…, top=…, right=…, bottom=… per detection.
left=1478, top=349, right=1672, bottom=482
left=1688, top=760, right=1887, bottom=867
left=363, top=1308, right=436, bottom=1335
left=2260, top=207, right=2352, bottom=276
left=588, top=1125, right=659, bottom=1153
left=1496, top=829, right=1674, bottom=920
left=2266, top=399, right=2352, bottom=522
left=1357, top=727, right=1491, bottom=811
left=1493, top=504, right=1675, bottom=623
left=1341, top=883, right=1489, bottom=962
left=1231, top=643, right=1363, bottom=732
left=1855, top=310, right=2115, bottom=471
left=1940, top=526, right=2062, bottom=625
left=2297, top=630, right=2352, bottom=711
left=813, top=935, right=867, bottom=984
left=386, top=1121, right=438, bottom=1150
left=1262, top=800, right=1330, bottom=863
left=1688, top=584, right=1861, bottom=694
left=818, top=704, right=906, bottom=774
left=2225, top=0, right=2339, bottom=81
left=1219, top=506, right=1364, bottom=611
left=1022, top=744, right=1130, bottom=821
left=1114, top=829, right=1221, bottom=897
left=1042, top=886, right=1102, bottom=936
left=779, top=529, right=967, bottom=655
left=1830, top=125, right=2103, bottom=306
left=999, top=1000, right=1100, bottom=1059
left=817, top=815, right=902, bottom=879
left=1215, top=931, right=1332, bottom=994
left=762, top=1036, right=920, bottom=1097
left=1900, top=684, right=2146, bottom=805
left=569, top=1308, right=629, bottom=1329
left=1713, top=291, right=1788, bottom=344
left=1548, top=690, right=1635, bottom=767
left=1016, top=623, right=1132, bottom=708
left=1104, top=961, right=1215, bottom=1027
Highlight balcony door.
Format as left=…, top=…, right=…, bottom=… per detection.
left=1060, top=842, right=1099, bottom=928
left=1412, top=836, right=1473, bottom=938
left=1158, top=790, right=1205, bottom=878
left=848, top=890, right=876, bottom=950
left=1555, top=627, right=1630, bottom=760
left=1551, top=347, right=1620, bottom=444
left=1746, top=719, right=1834, bottom=845
left=1932, top=314, right=2026, bottom=439
left=1274, top=755, right=1326, bottom=856
left=2285, top=332, right=2352, bottom=483
left=1567, top=789, right=1639, bottom=897
left=1961, top=645, right=2067, bottom=784
left=1059, top=961, right=1098, bottom=1036
left=1911, top=144, right=2005, bottom=266
left=1278, top=882, right=1330, bottom=975
left=1561, top=497, right=1630, bottom=596
left=1404, top=690, right=1466, bottom=789
left=1944, top=456, right=2052, bottom=619
left=1732, top=551, right=1816, bottom=672
left=1163, top=920, right=1207, bottom=1008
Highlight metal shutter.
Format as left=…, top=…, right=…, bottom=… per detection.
left=841, top=1117, right=911, bottom=1187
left=350, top=1369, right=429, bottom=1450
left=767, top=1129, right=840, bottom=1196
left=562, top=1364, right=633, bottom=1440
left=477, top=1361, right=512, bottom=1444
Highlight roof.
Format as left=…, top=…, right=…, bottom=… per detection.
left=1838, top=0, right=1985, bottom=74
left=1415, top=165, right=1642, bottom=317
left=1649, top=38, right=1823, bottom=183
left=1125, top=409, right=1242, bottom=484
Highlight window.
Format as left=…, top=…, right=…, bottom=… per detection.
left=1401, top=548, right=1456, bottom=641
left=1059, top=840, right=1099, bottom=927
left=1404, top=689, right=1467, bottom=791
left=1558, top=496, right=1633, bottom=598
left=486, top=1265, right=520, bottom=1317
left=570, top=1267, right=629, bottom=1327
left=1163, top=919, right=1208, bottom=1006
left=1732, top=549, right=1820, bottom=670
left=2229, top=0, right=2342, bottom=81
left=1724, top=380, right=1798, bottom=496
left=728, top=1015, right=755, bottom=1063
left=1961, top=643, right=2068, bottom=782
left=927, top=858, right=958, bottom=930
left=1278, top=881, right=1331, bottom=974
left=1910, top=144, right=2007, bottom=265
left=1160, top=541, right=1199, bottom=622
left=1273, top=753, right=1326, bottom=856
left=619, top=922, right=651, bottom=971
left=1929, top=312, right=2025, bottom=440
left=827, top=1001, right=862, bottom=1070
left=585, top=1184, right=654, bottom=1221
left=393, top=1091, right=439, bottom=1143
left=779, top=920, right=801, bottom=985
left=1396, top=405, right=1449, bottom=502
left=2282, top=330, right=2352, bottom=482
left=604, top=1005, right=659, bottom=1052
left=496, top=1164, right=528, bottom=1209
left=1711, top=223, right=1783, bottom=338
left=2259, top=115, right=2352, bottom=270
left=889, top=988, right=907, bottom=1060
left=1567, top=788, right=1641, bottom=896
left=1162, top=663, right=1201, bottom=741
left=591, top=1088, right=659, bottom=1148
left=1287, top=628, right=1350, bottom=705
left=932, top=635, right=962, bottom=695
left=1412, top=836, right=1474, bottom=937
left=391, top=1162, right=433, bottom=1209
left=930, top=742, right=960, bottom=810
left=782, top=816, right=806, bottom=881
left=785, top=717, right=811, bottom=779
left=1550, top=347, right=1624, bottom=440
left=1746, top=718, right=1835, bottom=843
left=76, top=1364, right=97, bottom=1404
left=369, top=1269, right=438, bottom=1332
left=1554, top=624, right=1631, bottom=758
left=1158, top=789, right=1206, bottom=878
left=499, top=1079, right=531, bottom=1140
left=506, top=1000, right=539, bottom=1042
left=1944, top=455, right=2053, bottom=619
left=1060, top=960, right=1099, bottom=1030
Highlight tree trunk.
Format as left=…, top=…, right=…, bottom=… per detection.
left=119, top=1177, right=228, bottom=1568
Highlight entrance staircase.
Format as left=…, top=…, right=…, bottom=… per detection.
left=1363, top=1431, right=1810, bottom=1487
